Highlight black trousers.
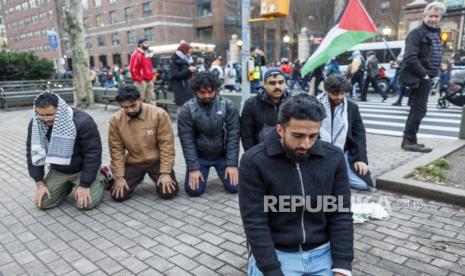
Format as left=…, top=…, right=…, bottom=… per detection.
left=350, top=71, right=364, bottom=97
left=404, top=79, right=432, bottom=144
left=362, top=76, right=387, bottom=100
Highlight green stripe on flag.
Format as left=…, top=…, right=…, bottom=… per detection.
left=301, top=31, right=375, bottom=77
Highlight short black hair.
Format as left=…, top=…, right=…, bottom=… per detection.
left=115, top=84, right=140, bottom=102
left=278, top=93, right=326, bottom=126
left=35, top=92, right=58, bottom=108
left=189, top=71, right=221, bottom=93
left=324, top=75, right=351, bottom=94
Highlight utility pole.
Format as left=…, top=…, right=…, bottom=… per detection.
left=64, top=0, right=94, bottom=108
left=241, top=0, right=251, bottom=110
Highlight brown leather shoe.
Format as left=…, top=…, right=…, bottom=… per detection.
left=401, top=137, right=424, bottom=149
left=403, top=144, right=432, bottom=153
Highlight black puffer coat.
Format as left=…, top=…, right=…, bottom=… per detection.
left=177, top=95, right=240, bottom=171
left=26, top=109, right=102, bottom=187
left=169, top=53, right=193, bottom=106
left=240, top=87, right=290, bottom=151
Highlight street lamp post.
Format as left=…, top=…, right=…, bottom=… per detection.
left=382, top=26, right=392, bottom=39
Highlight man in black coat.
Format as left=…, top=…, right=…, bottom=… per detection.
left=239, top=94, right=353, bottom=276
left=26, top=92, right=104, bottom=210
left=241, top=68, right=290, bottom=151
left=317, top=75, right=372, bottom=190
left=177, top=72, right=241, bottom=197
left=399, top=2, right=446, bottom=152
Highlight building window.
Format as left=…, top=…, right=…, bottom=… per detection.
left=97, top=35, right=105, bottom=47
left=124, top=6, right=133, bottom=21
left=96, top=14, right=103, bottom=26
left=82, top=0, right=88, bottom=11
left=111, top=32, right=120, bottom=46
left=86, top=37, right=92, bottom=49
left=109, top=0, right=116, bottom=3
left=83, top=17, right=89, bottom=28
left=144, top=27, right=154, bottom=42
left=127, top=30, right=135, bottom=45
left=196, top=27, right=212, bottom=43
left=109, top=11, right=117, bottom=24
left=93, top=0, right=101, bottom=7
left=142, top=2, right=152, bottom=17
left=197, top=0, right=212, bottom=17
left=113, top=54, right=121, bottom=66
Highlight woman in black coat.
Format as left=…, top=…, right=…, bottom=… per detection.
left=169, top=42, right=198, bottom=109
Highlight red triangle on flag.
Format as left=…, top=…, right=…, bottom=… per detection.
left=338, top=0, right=377, bottom=33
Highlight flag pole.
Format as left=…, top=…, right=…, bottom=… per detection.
left=380, top=35, right=398, bottom=61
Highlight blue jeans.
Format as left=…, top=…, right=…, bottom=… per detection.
left=184, top=158, right=238, bottom=197
left=344, top=151, right=370, bottom=190
left=248, top=243, right=333, bottom=276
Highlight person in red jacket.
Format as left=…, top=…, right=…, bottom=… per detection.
left=129, top=38, right=155, bottom=104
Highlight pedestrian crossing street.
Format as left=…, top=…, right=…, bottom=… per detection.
left=355, top=95, right=463, bottom=140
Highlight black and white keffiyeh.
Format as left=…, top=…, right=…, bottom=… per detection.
left=317, top=93, right=348, bottom=150
left=30, top=92, right=76, bottom=166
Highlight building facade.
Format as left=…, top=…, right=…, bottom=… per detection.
left=0, top=0, right=64, bottom=69
left=1, top=0, right=239, bottom=70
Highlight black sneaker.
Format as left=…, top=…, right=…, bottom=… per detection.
left=404, top=144, right=432, bottom=153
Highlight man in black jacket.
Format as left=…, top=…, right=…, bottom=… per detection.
left=177, top=72, right=241, bottom=197
left=399, top=1, right=446, bottom=153
left=241, top=68, right=290, bottom=151
left=318, top=75, right=372, bottom=190
left=239, top=94, right=353, bottom=276
left=26, top=92, right=104, bottom=210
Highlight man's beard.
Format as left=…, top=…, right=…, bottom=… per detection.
left=282, top=136, right=311, bottom=162
left=329, top=96, right=343, bottom=106
left=127, top=106, right=142, bottom=118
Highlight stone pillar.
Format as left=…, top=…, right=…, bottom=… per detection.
left=298, top=27, right=310, bottom=62
left=229, top=34, right=240, bottom=64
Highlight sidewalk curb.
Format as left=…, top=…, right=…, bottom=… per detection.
left=376, top=140, right=465, bottom=206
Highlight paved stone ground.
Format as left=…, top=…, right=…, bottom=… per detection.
left=0, top=106, right=464, bottom=276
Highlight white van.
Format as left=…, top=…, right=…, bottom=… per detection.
left=337, top=40, right=405, bottom=92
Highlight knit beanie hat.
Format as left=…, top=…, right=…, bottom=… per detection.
left=177, top=42, right=192, bottom=55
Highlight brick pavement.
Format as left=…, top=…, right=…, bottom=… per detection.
left=0, top=106, right=464, bottom=276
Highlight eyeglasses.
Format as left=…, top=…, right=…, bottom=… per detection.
left=37, top=114, right=56, bottom=121
left=267, top=80, right=285, bottom=86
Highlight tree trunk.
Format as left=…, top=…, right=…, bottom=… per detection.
left=64, top=0, right=94, bottom=108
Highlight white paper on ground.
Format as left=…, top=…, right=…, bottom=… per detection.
left=352, top=203, right=389, bottom=224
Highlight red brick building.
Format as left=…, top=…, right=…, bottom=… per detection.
left=0, top=0, right=65, bottom=70
left=0, top=0, right=240, bottom=70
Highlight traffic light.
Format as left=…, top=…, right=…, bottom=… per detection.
left=260, top=0, right=290, bottom=18
left=441, top=31, right=449, bottom=43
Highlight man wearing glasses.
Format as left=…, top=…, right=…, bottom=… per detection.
left=240, top=68, right=291, bottom=151
left=26, top=92, right=105, bottom=210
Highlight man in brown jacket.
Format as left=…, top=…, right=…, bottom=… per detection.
left=108, top=84, right=178, bottom=201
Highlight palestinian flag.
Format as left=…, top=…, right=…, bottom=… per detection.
left=301, top=0, right=377, bottom=77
